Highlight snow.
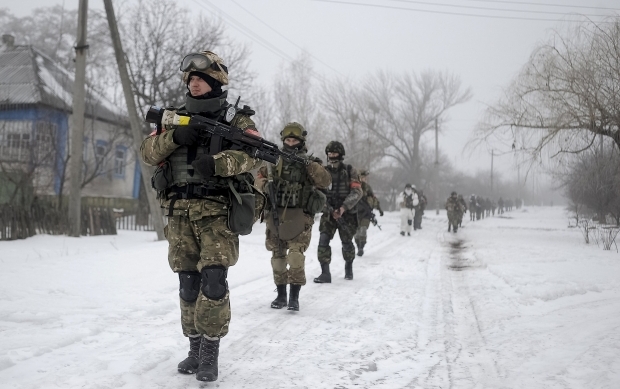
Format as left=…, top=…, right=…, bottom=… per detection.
left=0, top=207, right=619, bottom=388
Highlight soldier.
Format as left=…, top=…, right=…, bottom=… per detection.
left=445, top=191, right=464, bottom=232
left=457, top=194, right=468, bottom=228
left=256, top=122, right=331, bottom=311
left=397, top=183, right=418, bottom=236
left=140, top=51, right=263, bottom=382
left=354, top=170, right=384, bottom=257
left=469, top=194, right=476, bottom=221
left=414, top=189, right=427, bottom=230
left=314, top=141, right=363, bottom=283
left=498, top=197, right=504, bottom=214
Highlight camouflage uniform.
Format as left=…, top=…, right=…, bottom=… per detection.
left=315, top=141, right=363, bottom=282
left=354, top=178, right=383, bottom=256
left=414, top=190, right=427, bottom=230
left=256, top=147, right=331, bottom=287
left=445, top=193, right=464, bottom=232
left=456, top=194, right=468, bottom=227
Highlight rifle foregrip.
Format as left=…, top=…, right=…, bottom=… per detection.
left=254, top=150, right=279, bottom=164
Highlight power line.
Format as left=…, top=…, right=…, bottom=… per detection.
left=389, top=0, right=612, bottom=17
left=312, top=0, right=615, bottom=22
left=193, top=0, right=295, bottom=63
left=193, top=0, right=330, bottom=83
left=229, top=0, right=345, bottom=77
left=463, top=0, right=620, bottom=12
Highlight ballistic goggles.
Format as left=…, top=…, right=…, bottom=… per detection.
left=179, top=53, right=228, bottom=73
left=281, top=125, right=306, bottom=140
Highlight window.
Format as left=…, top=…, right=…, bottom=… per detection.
left=95, top=140, right=108, bottom=174
left=0, top=121, right=32, bottom=162
left=114, top=146, right=127, bottom=177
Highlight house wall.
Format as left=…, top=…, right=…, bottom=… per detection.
left=0, top=106, right=140, bottom=204
left=66, top=113, right=139, bottom=199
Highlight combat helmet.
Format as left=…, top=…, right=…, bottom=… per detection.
left=359, top=169, right=370, bottom=177
left=451, top=191, right=458, bottom=196
left=180, top=51, right=229, bottom=86
left=325, top=141, right=345, bottom=158
left=280, top=122, right=307, bottom=142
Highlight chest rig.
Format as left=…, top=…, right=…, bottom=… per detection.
left=325, top=163, right=352, bottom=208
left=269, top=156, right=310, bottom=209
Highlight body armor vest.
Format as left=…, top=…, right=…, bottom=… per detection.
left=270, top=155, right=312, bottom=209
left=164, top=104, right=248, bottom=193
left=325, top=163, right=352, bottom=208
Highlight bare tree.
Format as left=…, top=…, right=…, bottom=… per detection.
left=271, top=53, right=327, bottom=154
left=319, top=79, right=386, bottom=170
left=475, top=17, right=620, bottom=163
left=361, top=70, right=471, bottom=181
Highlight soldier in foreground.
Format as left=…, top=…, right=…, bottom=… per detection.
left=355, top=170, right=383, bottom=257
left=397, top=183, right=418, bottom=236
left=256, top=122, right=331, bottom=311
left=140, top=51, right=263, bottom=382
left=314, top=141, right=363, bottom=282
left=445, top=191, right=465, bottom=232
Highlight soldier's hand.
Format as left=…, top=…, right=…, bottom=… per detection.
left=172, top=127, right=199, bottom=146
left=191, top=155, right=216, bottom=179
left=379, top=210, right=384, bottom=217
left=332, top=206, right=345, bottom=220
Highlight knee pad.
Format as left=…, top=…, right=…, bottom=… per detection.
left=342, top=241, right=355, bottom=252
left=178, top=271, right=201, bottom=302
left=319, top=233, right=331, bottom=247
left=200, top=266, right=228, bottom=300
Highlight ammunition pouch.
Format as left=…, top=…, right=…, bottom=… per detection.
left=303, top=187, right=327, bottom=215
left=227, top=173, right=265, bottom=235
left=151, top=161, right=173, bottom=192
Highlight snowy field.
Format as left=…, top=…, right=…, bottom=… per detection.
left=0, top=206, right=619, bottom=388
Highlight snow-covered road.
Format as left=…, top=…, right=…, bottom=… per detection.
left=0, top=207, right=619, bottom=388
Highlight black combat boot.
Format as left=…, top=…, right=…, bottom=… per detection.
left=288, top=284, right=301, bottom=311
left=177, top=335, right=201, bottom=374
left=196, top=337, right=220, bottom=382
left=313, top=263, right=331, bottom=283
left=344, top=261, right=353, bottom=280
left=270, top=285, right=287, bottom=309
left=400, top=231, right=405, bottom=236
left=357, top=242, right=365, bottom=257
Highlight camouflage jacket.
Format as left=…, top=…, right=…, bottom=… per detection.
left=140, top=105, right=262, bottom=219
left=358, top=182, right=382, bottom=218
left=445, top=196, right=465, bottom=214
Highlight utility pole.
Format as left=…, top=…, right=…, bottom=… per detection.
left=103, top=0, right=165, bottom=240
left=68, top=0, right=88, bottom=237
left=490, top=149, right=494, bottom=194
left=435, top=117, right=439, bottom=215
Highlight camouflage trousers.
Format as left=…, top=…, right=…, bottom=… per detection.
left=165, top=214, right=239, bottom=339
left=447, top=211, right=462, bottom=230
left=318, top=211, right=358, bottom=264
left=265, top=213, right=314, bottom=286
left=355, top=218, right=370, bottom=248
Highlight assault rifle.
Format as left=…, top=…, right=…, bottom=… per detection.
left=145, top=106, right=310, bottom=166
left=325, top=204, right=348, bottom=228
left=357, top=198, right=382, bottom=230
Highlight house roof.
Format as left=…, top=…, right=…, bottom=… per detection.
left=0, top=44, right=126, bottom=125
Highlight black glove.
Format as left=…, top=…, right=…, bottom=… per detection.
left=172, top=127, right=199, bottom=146
left=379, top=210, right=384, bottom=217
left=191, top=155, right=216, bottom=180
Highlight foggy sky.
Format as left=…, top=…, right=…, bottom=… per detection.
left=5, top=0, right=619, bottom=182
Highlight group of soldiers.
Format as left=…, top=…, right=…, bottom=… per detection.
left=140, top=50, right=384, bottom=382
left=468, top=195, right=522, bottom=221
